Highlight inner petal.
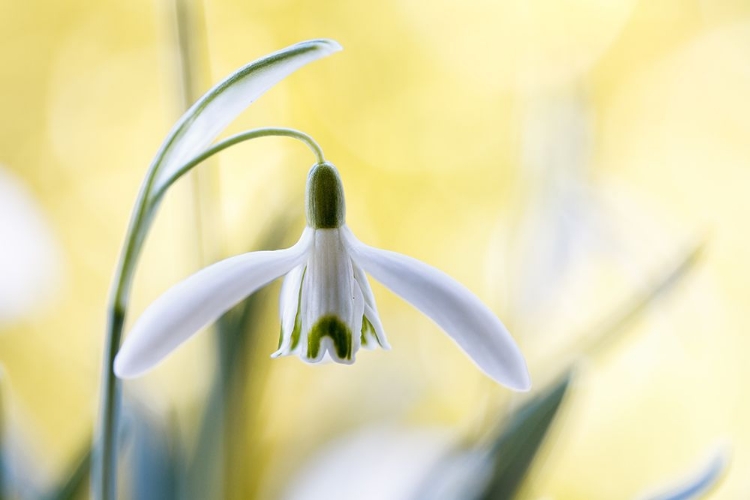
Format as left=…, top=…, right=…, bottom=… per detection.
left=300, top=229, right=363, bottom=363
left=353, top=263, right=389, bottom=350
left=273, top=264, right=306, bottom=357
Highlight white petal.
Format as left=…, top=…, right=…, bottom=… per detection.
left=343, top=228, right=530, bottom=391
left=115, top=229, right=313, bottom=378
left=273, top=264, right=305, bottom=357
left=353, top=263, right=378, bottom=310
left=299, top=229, right=363, bottom=364
left=149, top=39, right=342, bottom=194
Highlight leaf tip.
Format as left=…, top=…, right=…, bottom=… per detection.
left=301, top=38, right=343, bottom=55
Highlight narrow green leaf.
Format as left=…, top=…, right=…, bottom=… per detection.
left=186, top=212, right=299, bottom=499
left=536, top=238, right=706, bottom=386
left=44, top=446, right=91, bottom=500
left=478, top=373, right=572, bottom=500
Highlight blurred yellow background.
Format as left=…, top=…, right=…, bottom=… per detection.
left=0, top=0, right=749, bottom=498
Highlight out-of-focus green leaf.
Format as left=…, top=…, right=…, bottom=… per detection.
left=43, top=445, right=91, bottom=500
left=49, top=400, right=179, bottom=500
left=638, top=444, right=730, bottom=500
left=186, top=212, right=299, bottom=500
left=536, top=238, right=706, bottom=386
left=125, top=403, right=181, bottom=500
left=583, top=238, right=705, bottom=355
left=416, top=374, right=572, bottom=500
left=478, top=373, right=572, bottom=500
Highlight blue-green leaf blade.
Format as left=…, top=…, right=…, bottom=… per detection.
left=638, top=445, right=730, bottom=500
left=147, top=38, right=341, bottom=198
left=478, top=373, right=572, bottom=500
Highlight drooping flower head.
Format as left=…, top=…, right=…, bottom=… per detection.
left=273, top=162, right=388, bottom=364
left=115, top=161, right=531, bottom=391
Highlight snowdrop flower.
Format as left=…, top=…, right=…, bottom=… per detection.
left=283, top=425, right=460, bottom=500
left=114, top=162, right=530, bottom=390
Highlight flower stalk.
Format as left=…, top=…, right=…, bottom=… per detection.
left=91, top=38, right=341, bottom=500
left=93, top=127, right=327, bottom=500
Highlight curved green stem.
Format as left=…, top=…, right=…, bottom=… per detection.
left=93, top=175, right=156, bottom=500
left=93, top=127, right=324, bottom=500
left=153, top=127, right=325, bottom=200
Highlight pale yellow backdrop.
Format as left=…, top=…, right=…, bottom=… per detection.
left=0, top=0, right=748, bottom=498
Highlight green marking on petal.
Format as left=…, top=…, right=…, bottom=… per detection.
left=361, top=315, right=386, bottom=348
left=361, top=315, right=375, bottom=346
left=290, top=316, right=302, bottom=350
left=308, top=315, right=352, bottom=360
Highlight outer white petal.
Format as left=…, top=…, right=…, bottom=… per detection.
left=362, top=303, right=390, bottom=350
left=149, top=39, right=342, bottom=193
left=342, top=228, right=530, bottom=391
left=115, top=229, right=313, bottom=378
left=353, top=263, right=378, bottom=310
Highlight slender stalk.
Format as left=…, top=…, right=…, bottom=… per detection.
left=154, top=127, right=325, bottom=200
left=92, top=128, right=324, bottom=500
left=172, top=0, right=217, bottom=265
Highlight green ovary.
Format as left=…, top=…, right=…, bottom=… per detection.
left=307, top=315, right=352, bottom=360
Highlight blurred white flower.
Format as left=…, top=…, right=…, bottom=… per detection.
left=114, top=162, right=530, bottom=390
left=502, top=90, right=613, bottom=318
left=488, top=89, right=680, bottom=346
left=282, top=425, right=459, bottom=500
left=0, top=166, right=61, bottom=325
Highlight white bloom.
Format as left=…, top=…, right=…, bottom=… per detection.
left=115, top=163, right=530, bottom=390
left=283, top=425, right=459, bottom=500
